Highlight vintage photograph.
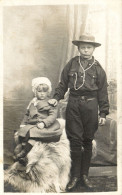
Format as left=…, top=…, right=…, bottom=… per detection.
left=1, top=0, right=122, bottom=194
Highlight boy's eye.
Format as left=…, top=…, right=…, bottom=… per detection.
left=80, top=47, right=91, bottom=49
left=80, top=47, right=85, bottom=49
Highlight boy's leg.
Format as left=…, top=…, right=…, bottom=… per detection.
left=80, top=139, right=93, bottom=189
left=81, top=98, right=98, bottom=189
left=65, top=98, right=85, bottom=190
left=66, top=97, right=98, bottom=190
left=66, top=142, right=83, bottom=191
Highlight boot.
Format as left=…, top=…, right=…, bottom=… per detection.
left=66, top=177, right=80, bottom=191
left=80, top=139, right=93, bottom=189
left=67, top=148, right=82, bottom=191
left=81, top=174, right=93, bottom=189
left=16, top=142, right=33, bottom=160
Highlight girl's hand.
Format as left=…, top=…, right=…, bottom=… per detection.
left=48, top=99, right=58, bottom=107
left=20, top=125, right=26, bottom=128
left=37, top=122, right=45, bottom=129
left=99, top=117, right=106, bottom=126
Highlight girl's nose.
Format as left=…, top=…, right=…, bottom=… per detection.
left=84, top=48, right=88, bottom=52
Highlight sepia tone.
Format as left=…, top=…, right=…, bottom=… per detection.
left=2, top=1, right=122, bottom=193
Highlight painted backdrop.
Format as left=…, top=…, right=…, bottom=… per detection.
left=3, top=5, right=88, bottom=164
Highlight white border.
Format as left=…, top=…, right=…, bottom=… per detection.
left=0, top=0, right=122, bottom=194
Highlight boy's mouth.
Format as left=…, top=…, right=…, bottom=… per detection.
left=83, top=55, right=90, bottom=58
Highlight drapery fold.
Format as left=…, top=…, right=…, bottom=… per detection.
left=58, top=5, right=89, bottom=79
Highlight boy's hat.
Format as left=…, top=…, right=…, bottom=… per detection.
left=72, top=33, right=101, bottom=47
left=32, top=77, right=52, bottom=93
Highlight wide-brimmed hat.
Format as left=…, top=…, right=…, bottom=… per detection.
left=72, top=33, right=101, bottom=47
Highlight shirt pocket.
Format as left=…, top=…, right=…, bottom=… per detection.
left=87, top=72, right=97, bottom=86
left=68, top=71, right=76, bottom=88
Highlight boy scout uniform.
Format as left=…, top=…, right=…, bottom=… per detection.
left=53, top=34, right=109, bottom=190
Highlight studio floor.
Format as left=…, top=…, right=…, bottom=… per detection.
left=71, top=166, right=117, bottom=192
left=4, top=165, right=117, bottom=193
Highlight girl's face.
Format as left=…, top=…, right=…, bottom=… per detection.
left=78, top=43, right=95, bottom=59
left=36, top=84, right=50, bottom=100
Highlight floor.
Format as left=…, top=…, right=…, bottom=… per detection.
left=4, top=165, right=117, bottom=193
left=69, top=166, right=117, bottom=192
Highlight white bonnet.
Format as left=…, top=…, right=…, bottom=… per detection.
left=32, top=77, right=52, bottom=93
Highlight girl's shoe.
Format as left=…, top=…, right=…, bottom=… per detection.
left=16, top=149, right=27, bottom=159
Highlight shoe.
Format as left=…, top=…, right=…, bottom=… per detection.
left=16, top=150, right=27, bottom=159
left=19, top=157, right=27, bottom=166
left=81, top=175, right=93, bottom=189
left=13, top=155, right=18, bottom=162
left=66, top=177, right=80, bottom=191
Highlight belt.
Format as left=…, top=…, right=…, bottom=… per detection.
left=69, top=95, right=96, bottom=101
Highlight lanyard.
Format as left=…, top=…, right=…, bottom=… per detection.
left=74, top=56, right=96, bottom=90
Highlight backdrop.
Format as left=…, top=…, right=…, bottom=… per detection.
left=3, top=4, right=118, bottom=166
left=3, top=4, right=88, bottom=164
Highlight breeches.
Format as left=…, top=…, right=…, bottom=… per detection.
left=66, top=96, right=98, bottom=176
left=66, top=96, right=98, bottom=147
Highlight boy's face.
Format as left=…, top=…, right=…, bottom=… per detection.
left=78, top=43, right=95, bottom=59
left=36, top=84, right=49, bottom=100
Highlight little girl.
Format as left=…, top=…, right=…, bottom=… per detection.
left=14, top=77, right=62, bottom=164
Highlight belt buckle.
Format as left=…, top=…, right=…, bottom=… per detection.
left=80, top=96, right=86, bottom=101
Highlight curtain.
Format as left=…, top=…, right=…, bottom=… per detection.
left=58, top=5, right=89, bottom=78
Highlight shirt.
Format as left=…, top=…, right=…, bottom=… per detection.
left=53, top=56, right=109, bottom=117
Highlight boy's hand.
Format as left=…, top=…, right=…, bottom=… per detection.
left=99, top=117, right=106, bottom=126
left=37, top=122, right=45, bottom=129
left=48, top=99, right=58, bottom=107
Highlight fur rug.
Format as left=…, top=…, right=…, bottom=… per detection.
left=4, top=119, right=71, bottom=193
left=4, top=118, right=97, bottom=193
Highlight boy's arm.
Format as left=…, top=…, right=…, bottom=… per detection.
left=48, top=61, right=71, bottom=107
left=97, top=68, right=109, bottom=118
left=53, top=61, right=71, bottom=101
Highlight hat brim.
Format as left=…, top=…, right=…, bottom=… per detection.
left=72, top=40, right=101, bottom=47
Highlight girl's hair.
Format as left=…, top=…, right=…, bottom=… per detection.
left=36, top=84, right=49, bottom=92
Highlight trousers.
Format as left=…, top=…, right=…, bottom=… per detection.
left=66, top=96, right=98, bottom=177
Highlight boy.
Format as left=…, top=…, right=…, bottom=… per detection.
left=49, top=33, right=109, bottom=190
left=14, top=77, right=62, bottom=164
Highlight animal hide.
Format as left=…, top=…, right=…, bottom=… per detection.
left=4, top=118, right=97, bottom=192
left=4, top=119, right=71, bottom=193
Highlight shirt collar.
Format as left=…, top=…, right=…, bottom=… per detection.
left=76, top=56, right=95, bottom=65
